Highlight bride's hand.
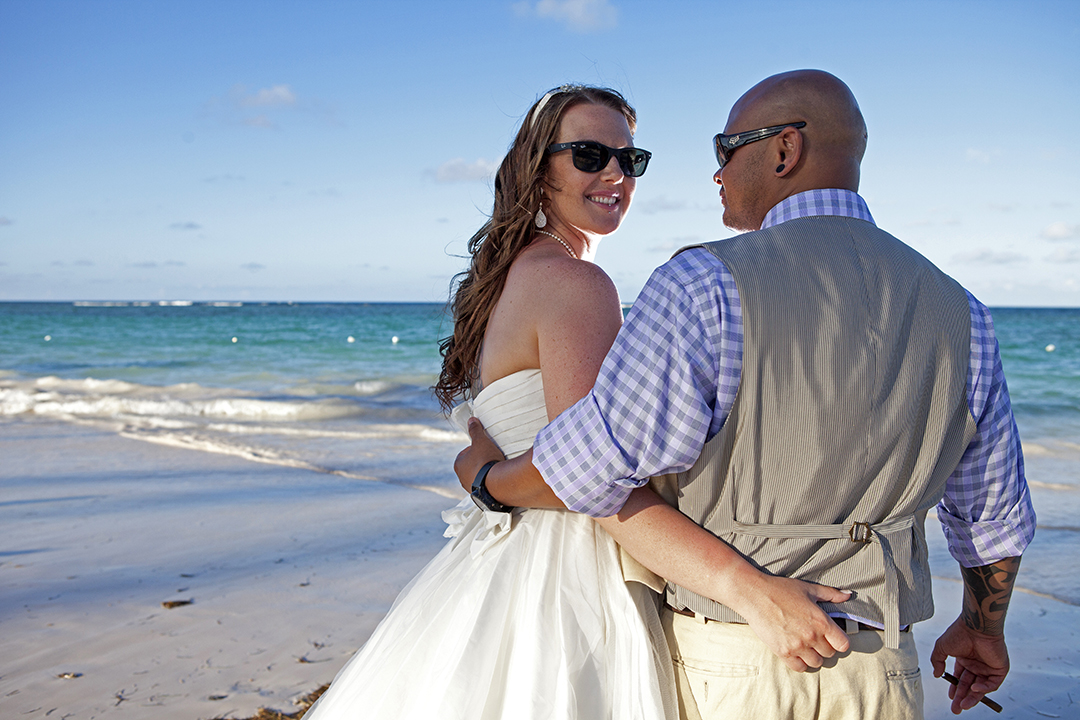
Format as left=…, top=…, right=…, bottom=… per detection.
left=455, top=418, right=506, bottom=493
left=729, top=574, right=852, bottom=673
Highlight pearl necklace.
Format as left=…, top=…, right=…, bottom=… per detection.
left=535, top=230, right=578, bottom=259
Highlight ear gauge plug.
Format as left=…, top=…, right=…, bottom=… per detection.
left=776, top=163, right=786, bottom=173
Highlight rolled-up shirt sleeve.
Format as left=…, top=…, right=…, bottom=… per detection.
left=937, top=293, right=1037, bottom=566
left=533, top=249, right=742, bottom=517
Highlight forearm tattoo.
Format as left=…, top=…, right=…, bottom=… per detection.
left=960, top=557, right=1021, bottom=636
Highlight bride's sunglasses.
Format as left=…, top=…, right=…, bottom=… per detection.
left=546, top=141, right=652, bottom=177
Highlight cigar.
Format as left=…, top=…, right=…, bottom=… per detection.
left=941, top=671, right=1003, bottom=713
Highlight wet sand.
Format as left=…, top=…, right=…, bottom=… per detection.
left=1, top=419, right=1076, bottom=719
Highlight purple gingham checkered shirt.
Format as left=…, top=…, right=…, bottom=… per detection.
left=533, top=188, right=1035, bottom=567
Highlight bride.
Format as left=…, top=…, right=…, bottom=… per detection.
left=304, top=85, right=840, bottom=720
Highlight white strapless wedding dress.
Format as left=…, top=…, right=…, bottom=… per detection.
left=304, top=369, right=676, bottom=720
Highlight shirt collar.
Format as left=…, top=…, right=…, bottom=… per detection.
left=761, top=188, right=875, bottom=230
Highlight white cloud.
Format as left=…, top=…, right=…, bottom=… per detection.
left=951, top=250, right=1028, bottom=265
left=1045, top=247, right=1080, bottom=263
left=903, top=205, right=962, bottom=227
left=242, top=115, right=277, bottom=129
left=647, top=236, right=700, bottom=253
left=233, top=84, right=297, bottom=108
left=514, top=0, right=618, bottom=32
left=1041, top=221, right=1079, bottom=241
left=204, top=174, right=246, bottom=184
left=204, top=84, right=309, bottom=130
left=636, top=196, right=688, bottom=215
left=430, top=158, right=498, bottom=183
left=965, top=147, right=998, bottom=164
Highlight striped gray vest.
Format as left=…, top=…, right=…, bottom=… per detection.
left=664, top=216, right=976, bottom=648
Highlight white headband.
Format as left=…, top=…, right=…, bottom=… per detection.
left=528, top=85, right=580, bottom=130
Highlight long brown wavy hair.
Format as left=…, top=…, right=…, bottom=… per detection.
left=434, top=85, right=637, bottom=413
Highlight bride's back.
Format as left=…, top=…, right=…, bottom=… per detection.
left=480, top=242, right=622, bottom=421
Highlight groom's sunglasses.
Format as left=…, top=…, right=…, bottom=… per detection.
left=546, top=141, right=652, bottom=177
left=713, top=121, right=806, bottom=169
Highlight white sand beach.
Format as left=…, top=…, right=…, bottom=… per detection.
left=2, top=419, right=1077, bottom=719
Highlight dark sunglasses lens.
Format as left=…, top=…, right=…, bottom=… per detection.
left=567, top=142, right=648, bottom=176
left=619, top=149, right=649, bottom=177
left=571, top=143, right=606, bottom=172
left=714, top=137, right=728, bottom=168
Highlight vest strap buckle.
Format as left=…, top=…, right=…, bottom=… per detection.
left=848, top=521, right=873, bottom=544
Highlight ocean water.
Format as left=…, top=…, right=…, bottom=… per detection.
left=1, top=302, right=1077, bottom=603
left=0, top=302, right=466, bottom=498
left=987, top=308, right=1080, bottom=607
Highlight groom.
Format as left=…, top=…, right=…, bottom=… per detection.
left=456, top=70, right=1034, bottom=719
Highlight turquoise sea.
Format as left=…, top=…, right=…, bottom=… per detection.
left=0, top=302, right=462, bottom=498
left=1, top=302, right=1078, bottom=603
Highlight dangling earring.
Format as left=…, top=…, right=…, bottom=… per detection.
left=535, top=201, right=548, bottom=228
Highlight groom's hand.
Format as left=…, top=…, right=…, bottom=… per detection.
left=930, top=616, right=1009, bottom=714
left=455, top=417, right=506, bottom=493
left=735, top=576, right=852, bottom=673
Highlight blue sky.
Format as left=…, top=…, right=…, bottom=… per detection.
left=1, top=0, right=1078, bottom=305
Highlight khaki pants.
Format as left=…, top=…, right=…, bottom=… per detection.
left=664, top=609, right=923, bottom=720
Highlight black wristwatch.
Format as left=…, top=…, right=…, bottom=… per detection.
left=470, top=460, right=515, bottom=513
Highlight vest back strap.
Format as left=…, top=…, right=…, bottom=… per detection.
left=730, top=514, right=916, bottom=648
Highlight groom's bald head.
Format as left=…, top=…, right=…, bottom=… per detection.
left=716, top=70, right=867, bottom=230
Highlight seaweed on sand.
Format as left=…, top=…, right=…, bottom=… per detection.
left=210, top=684, right=329, bottom=720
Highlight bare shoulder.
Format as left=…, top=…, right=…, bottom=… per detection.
left=500, top=245, right=624, bottom=416
left=481, top=245, right=622, bottom=386
left=504, top=248, right=622, bottom=341
left=507, top=246, right=620, bottom=310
